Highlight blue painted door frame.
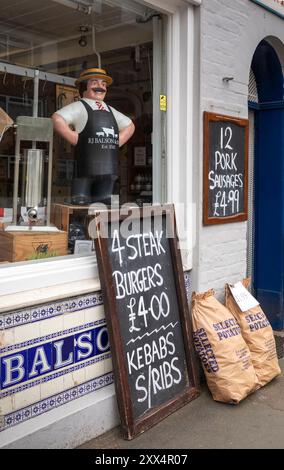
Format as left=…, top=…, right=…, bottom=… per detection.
left=252, top=104, right=284, bottom=329
left=250, top=40, right=284, bottom=330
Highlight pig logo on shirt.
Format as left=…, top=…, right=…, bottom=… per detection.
left=89, top=127, right=119, bottom=147
left=95, top=127, right=118, bottom=138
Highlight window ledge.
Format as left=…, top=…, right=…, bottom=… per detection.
left=0, top=250, right=191, bottom=313
left=0, top=254, right=99, bottom=297
left=0, top=277, right=101, bottom=314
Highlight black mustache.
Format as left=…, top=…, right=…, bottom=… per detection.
left=92, top=87, right=106, bottom=93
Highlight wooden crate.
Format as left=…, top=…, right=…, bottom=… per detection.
left=0, top=230, right=68, bottom=262
left=51, top=203, right=90, bottom=233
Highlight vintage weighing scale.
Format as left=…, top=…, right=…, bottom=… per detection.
left=0, top=106, right=68, bottom=262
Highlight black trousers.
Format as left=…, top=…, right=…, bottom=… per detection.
left=71, top=174, right=118, bottom=205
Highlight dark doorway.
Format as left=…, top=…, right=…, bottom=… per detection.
left=250, top=40, right=284, bottom=329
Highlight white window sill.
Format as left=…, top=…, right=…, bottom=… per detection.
left=0, top=248, right=191, bottom=313
left=0, top=254, right=99, bottom=300
left=0, top=277, right=101, bottom=314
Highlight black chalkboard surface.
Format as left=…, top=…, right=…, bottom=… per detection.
left=93, top=204, right=199, bottom=440
left=203, top=112, right=249, bottom=225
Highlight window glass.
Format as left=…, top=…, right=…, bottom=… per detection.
left=0, top=0, right=155, bottom=263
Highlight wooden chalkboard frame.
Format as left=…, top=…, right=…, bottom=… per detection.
left=203, top=111, right=249, bottom=225
left=94, top=204, right=200, bottom=440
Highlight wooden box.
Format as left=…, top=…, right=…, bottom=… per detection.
left=0, top=230, right=68, bottom=262
left=51, top=203, right=90, bottom=233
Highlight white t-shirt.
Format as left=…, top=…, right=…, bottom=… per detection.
left=55, top=98, right=132, bottom=133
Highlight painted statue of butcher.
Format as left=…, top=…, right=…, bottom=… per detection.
left=52, top=67, right=135, bottom=204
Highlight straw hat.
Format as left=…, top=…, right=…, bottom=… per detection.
left=75, top=67, right=113, bottom=87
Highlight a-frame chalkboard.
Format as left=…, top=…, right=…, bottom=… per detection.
left=203, top=112, right=249, bottom=225
left=93, top=204, right=200, bottom=440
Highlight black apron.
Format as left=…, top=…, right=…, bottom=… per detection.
left=72, top=100, right=119, bottom=204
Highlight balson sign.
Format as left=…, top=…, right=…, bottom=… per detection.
left=250, top=0, right=284, bottom=19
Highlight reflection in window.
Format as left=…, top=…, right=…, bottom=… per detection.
left=0, top=0, right=156, bottom=263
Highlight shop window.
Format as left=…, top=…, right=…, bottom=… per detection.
left=0, top=0, right=161, bottom=263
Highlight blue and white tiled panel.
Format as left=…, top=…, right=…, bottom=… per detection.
left=0, top=291, right=113, bottom=433
left=0, top=271, right=191, bottom=433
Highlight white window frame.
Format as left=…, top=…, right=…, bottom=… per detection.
left=139, top=0, right=201, bottom=13
left=0, top=0, right=200, bottom=295
left=166, top=4, right=196, bottom=269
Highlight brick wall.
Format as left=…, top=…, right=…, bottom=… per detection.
left=195, top=0, right=284, bottom=298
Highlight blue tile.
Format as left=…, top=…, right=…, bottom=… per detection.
left=52, top=334, right=74, bottom=370
left=1, top=349, right=28, bottom=390
left=27, top=342, right=53, bottom=380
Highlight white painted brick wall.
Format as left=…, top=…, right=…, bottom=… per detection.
left=195, top=0, right=284, bottom=299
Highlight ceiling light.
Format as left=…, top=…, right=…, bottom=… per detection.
left=78, top=26, right=89, bottom=47
left=79, top=35, right=87, bottom=47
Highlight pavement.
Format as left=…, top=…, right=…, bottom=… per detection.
left=78, top=359, right=284, bottom=450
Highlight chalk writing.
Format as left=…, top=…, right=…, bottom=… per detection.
left=110, top=224, right=185, bottom=415
left=106, top=214, right=188, bottom=419
left=94, top=204, right=200, bottom=439
left=203, top=112, right=248, bottom=224
left=209, top=125, right=244, bottom=217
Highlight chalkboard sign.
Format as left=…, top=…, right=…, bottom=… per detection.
left=93, top=204, right=199, bottom=440
left=203, top=112, right=249, bottom=225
